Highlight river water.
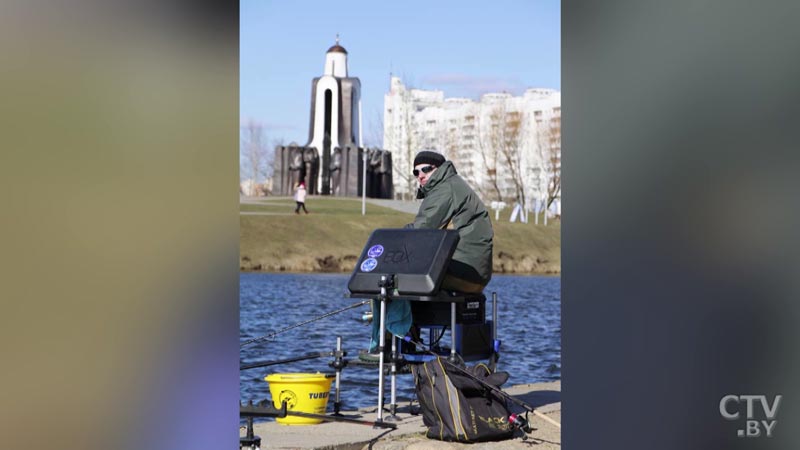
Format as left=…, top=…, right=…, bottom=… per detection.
left=240, top=272, right=560, bottom=415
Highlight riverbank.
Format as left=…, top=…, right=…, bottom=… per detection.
left=240, top=197, right=560, bottom=275
left=241, top=380, right=561, bottom=450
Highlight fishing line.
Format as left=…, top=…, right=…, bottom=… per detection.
left=240, top=299, right=369, bottom=348
left=240, top=351, right=330, bottom=371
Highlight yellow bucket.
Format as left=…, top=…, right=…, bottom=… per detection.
left=265, top=372, right=334, bottom=425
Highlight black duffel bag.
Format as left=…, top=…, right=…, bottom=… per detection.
left=411, top=357, right=515, bottom=442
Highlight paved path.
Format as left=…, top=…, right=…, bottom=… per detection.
left=241, top=380, right=560, bottom=450
left=240, top=211, right=295, bottom=216
left=240, top=196, right=291, bottom=205
left=362, top=198, right=420, bottom=215
left=239, top=196, right=421, bottom=215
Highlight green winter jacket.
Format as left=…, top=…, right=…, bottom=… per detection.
left=411, top=161, right=494, bottom=285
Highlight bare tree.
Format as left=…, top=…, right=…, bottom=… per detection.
left=481, top=104, right=528, bottom=210
left=530, top=113, right=548, bottom=209
left=240, top=120, right=272, bottom=195
left=535, top=111, right=561, bottom=208
left=478, top=113, right=503, bottom=201
left=546, top=114, right=561, bottom=208
left=364, top=106, right=384, bottom=148
left=496, top=108, right=528, bottom=212
left=265, top=137, right=284, bottom=195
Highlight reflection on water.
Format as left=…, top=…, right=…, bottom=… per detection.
left=240, top=273, right=560, bottom=415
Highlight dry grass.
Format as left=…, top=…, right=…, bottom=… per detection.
left=240, top=197, right=560, bottom=274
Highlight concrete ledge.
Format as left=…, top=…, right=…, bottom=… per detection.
left=242, top=380, right=560, bottom=450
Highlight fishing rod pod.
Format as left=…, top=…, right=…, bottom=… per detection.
left=239, top=400, right=397, bottom=429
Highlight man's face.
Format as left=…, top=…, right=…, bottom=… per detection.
left=414, top=164, right=437, bottom=187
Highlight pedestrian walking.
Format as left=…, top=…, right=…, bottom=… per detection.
left=294, top=182, right=309, bottom=214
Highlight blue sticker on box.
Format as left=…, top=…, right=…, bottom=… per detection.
left=360, top=258, right=378, bottom=272
left=367, top=244, right=384, bottom=258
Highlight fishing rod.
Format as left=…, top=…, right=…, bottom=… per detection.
left=240, top=300, right=369, bottom=348
left=285, top=410, right=397, bottom=429
left=240, top=401, right=397, bottom=429
left=403, top=335, right=561, bottom=429
left=240, top=351, right=335, bottom=371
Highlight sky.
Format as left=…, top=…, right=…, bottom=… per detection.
left=241, top=0, right=560, bottom=148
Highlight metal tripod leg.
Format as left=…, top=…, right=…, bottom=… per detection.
left=332, top=336, right=344, bottom=415
left=491, top=292, right=499, bottom=372
left=386, top=334, right=401, bottom=421
left=376, top=295, right=387, bottom=424
left=450, top=302, right=457, bottom=362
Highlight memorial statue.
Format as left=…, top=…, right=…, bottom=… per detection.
left=287, top=146, right=304, bottom=194
left=330, top=148, right=343, bottom=196
left=303, top=147, right=319, bottom=194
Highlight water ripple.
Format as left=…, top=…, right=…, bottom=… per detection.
left=240, top=273, right=560, bottom=413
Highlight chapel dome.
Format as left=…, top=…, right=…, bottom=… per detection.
left=327, top=44, right=347, bottom=54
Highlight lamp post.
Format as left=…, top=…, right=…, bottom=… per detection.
left=360, top=99, right=366, bottom=216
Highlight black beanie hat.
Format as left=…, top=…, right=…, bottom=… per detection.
left=413, top=150, right=446, bottom=167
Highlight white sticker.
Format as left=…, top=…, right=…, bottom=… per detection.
left=367, top=245, right=384, bottom=258
left=360, top=258, right=378, bottom=272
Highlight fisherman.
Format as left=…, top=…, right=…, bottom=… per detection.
left=407, top=150, right=494, bottom=292
left=363, top=150, right=494, bottom=359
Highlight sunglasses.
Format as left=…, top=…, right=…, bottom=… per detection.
left=413, top=165, right=436, bottom=177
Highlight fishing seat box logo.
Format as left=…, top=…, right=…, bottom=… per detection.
left=360, top=244, right=384, bottom=272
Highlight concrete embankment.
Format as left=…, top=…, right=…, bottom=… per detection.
left=241, top=380, right=560, bottom=450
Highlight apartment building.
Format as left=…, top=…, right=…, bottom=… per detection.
left=384, top=76, right=560, bottom=211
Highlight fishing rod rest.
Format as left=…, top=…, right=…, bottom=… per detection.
left=240, top=399, right=287, bottom=418
left=239, top=399, right=288, bottom=450
left=239, top=414, right=260, bottom=450
left=329, top=335, right=348, bottom=415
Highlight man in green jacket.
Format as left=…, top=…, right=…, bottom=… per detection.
left=409, top=150, right=494, bottom=293
left=362, top=151, right=493, bottom=359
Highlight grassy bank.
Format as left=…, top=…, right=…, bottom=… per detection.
left=240, top=197, right=560, bottom=274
